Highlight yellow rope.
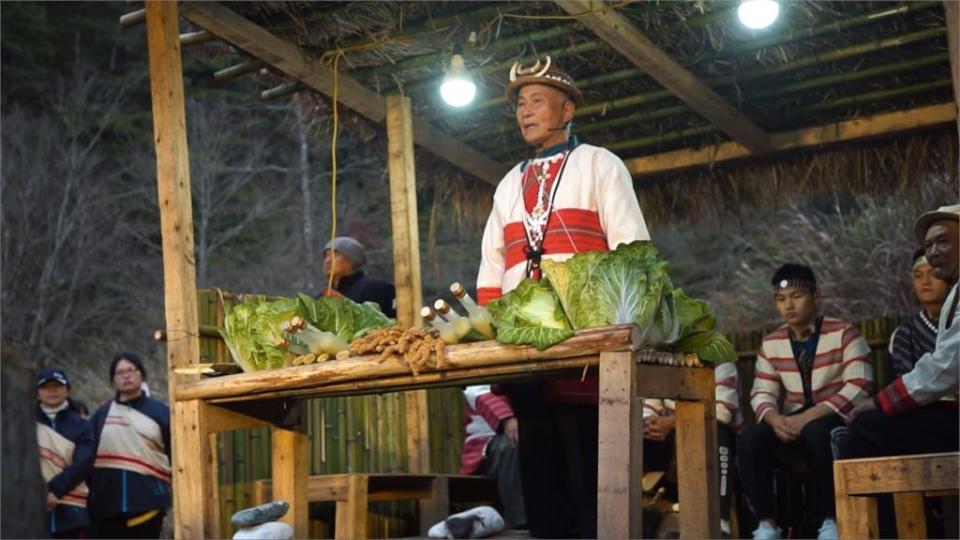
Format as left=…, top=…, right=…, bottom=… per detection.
left=327, top=52, right=342, bottom=295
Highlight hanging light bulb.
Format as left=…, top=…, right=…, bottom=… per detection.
left=738, top=0, right=780, bottom=30
left=440, top=45, right=476, bottom=107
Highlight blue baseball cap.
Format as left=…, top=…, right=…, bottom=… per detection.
left=37, top=368, right=69, bottom=388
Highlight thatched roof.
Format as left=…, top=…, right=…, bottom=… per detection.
left=140, top=1, right=956, bottom=185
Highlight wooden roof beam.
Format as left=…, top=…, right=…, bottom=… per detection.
left=944, top=0, right=960, bottom=140
left=178, top=2, right=507, bottom=185
left=626, top=103, right=956, bottom=178
left=556, top=0, right=771, bottom=154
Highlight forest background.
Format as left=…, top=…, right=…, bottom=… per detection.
left=2, top=2, right=957, bottom=407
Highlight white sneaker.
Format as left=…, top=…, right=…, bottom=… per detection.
left=752, top=521, right=783, bottom=540
left=817, top=518, right=838, bottom=540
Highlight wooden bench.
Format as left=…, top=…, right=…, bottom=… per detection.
left=834, top=452, right=960, bottom=539
left=252, top=473, right=497, bottom=539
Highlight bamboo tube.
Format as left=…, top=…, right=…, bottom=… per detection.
left=119, top=9, right=145, bottom=28
left=261, top=81, right=303, bottom=101
left=177, top=325, right=639, bottom=401
left=179, top=30, right=212, bottom=47
left=805, top=79, right=952, bottom=113
left=153, top=324, right=223, bottom=341
left=214, top=59, right=264, bottom=81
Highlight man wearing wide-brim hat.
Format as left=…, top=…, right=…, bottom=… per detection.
left=474, top=56, right=650, bottom=538
left=844, top=203, right=959, bottom=459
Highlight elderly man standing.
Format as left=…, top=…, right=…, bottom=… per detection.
left=475, top=56, right=650, bottom=538
left=844, top=204, right=960, bottom=457
left=318, top=236, right=396, bottom=318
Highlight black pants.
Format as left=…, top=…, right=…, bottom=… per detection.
left=93, top=511, right=164, bottom=539
left=738, top=413, right=843, bottom=523
left=514, top=401, right=598, bottom=539
left=644, top=422, right=737, bottom=520
left=842, top=403, right=960, bottom=459
left=477, top=433, right=526, bottom=529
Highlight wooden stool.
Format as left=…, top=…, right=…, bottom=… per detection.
left=833, top=452, right=960, bottom=539
left=253, top=473, right=496, bottom=539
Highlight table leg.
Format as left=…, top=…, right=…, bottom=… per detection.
left=833, top=460, right=880, bottom=539
left=675, top=400, right=720, bottom=539
left=419, top=476, right=450, bottom=535
left=597, top=351, right=643, bottom=539
left=894, top=492, right=927, bottom=539
left=335, top=474, right=369, bottom=540
left=271, top=426, right=309, bottom=537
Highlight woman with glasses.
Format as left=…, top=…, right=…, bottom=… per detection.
left=88, top=353, right=171, bottom=539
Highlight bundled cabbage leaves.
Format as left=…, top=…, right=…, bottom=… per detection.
left=486, top=279, right=574, bottom=351
left=537, top=241, right=736, bottom=362
left=220, top=294, right=394, bottom=372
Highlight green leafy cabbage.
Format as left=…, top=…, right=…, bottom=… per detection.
left=486, top=279, right=574, bottom=350
left=221, top=294, right=395, bottom=372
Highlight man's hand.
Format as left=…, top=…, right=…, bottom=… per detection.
left=46, top=492, right=58, bottom=510
left=846, top=398, right=877, bottom=424
left=503, top=417, right=519, bottom=447
left=643, top=415, right=676, bottom=441
left=764, top=411, right=800, bottom=442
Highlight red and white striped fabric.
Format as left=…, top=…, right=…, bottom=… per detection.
left=460, top=385, right=516, bottom=475
left=643, top=362, right=746, bottom=431
left=750, top=317, right=873, bottom=422
left=476, top=143, right=650, bottom=306
left=95, top=401, right=171, bottom=482
left=37, top=423, right=88, bottom=508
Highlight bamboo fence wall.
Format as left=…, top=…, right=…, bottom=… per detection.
left=197, top=290, right=904, bottom=538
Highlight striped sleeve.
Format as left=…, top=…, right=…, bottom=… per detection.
left=714, top=362, right=740, bottom=426
left=750, top=346, right=781, bottom=422
left=823, top=326, right=873, bottom=419
left=643, top=399, right=665, bottom=419
left=464, top=385, right=514, bottom=431
left=477, top=188, right=507, bottom=306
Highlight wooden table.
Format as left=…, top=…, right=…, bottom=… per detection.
left=170, top=324, right=719, bottom=539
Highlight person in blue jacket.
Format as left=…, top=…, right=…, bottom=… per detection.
left=88, top=353, right=171, bottom=539
left=36, top=367, right=94, bottom=538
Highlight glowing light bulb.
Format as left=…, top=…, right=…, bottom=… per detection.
left=738, top=0, right=780, bottom=30
left=440, top=53, right=476, bottom=107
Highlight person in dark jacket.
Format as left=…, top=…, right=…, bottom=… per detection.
left=36, top=367, right=94, bottom=538
left=318, top=236, right=397, bottom=317
left=887, top=249, right=950, bottom=380
left=88, top=353, right=171, bottom=539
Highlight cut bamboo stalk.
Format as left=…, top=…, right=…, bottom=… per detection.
left=119, top=9, right=146, bottom=28
left=180, top=30, right=212, bottom=47
left=154, top=324, right=223, bottom=341
left=261, top=81, right=303, bottom=100
left=214, top=59, right=264, bottom=81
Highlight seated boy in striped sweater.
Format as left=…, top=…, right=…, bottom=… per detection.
left=738, top=264, right=873, bottom=540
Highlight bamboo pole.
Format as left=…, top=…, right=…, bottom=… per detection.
left=458, top=1, right=940, bottom=115
left=261, top=81, right=303, bottom=100
left=153, top=324, right=223, bottom=341
left=180, top=30, right=212, bottom=47
left=119, top=8, right=146, bottom=28
left=806, top=79, right=953, bottom=113
left=214, top=59, right=264, bottom=81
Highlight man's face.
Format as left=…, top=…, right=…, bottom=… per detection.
left=912, top=261, right=949, bottom=306
left=112, top=359, right=143, bottom=395
left=323, top=249, right=355, bottom=279
left=38, top=381, right=69, bottom=408
left=923, top=220, right=959, bottom=282
left=515, top=84, right=575, bottom=148
left=774, top=286, right=818, bottom=327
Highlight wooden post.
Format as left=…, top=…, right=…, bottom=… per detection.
left=171, top=401, right=215, bottom=539
left=385, top=93, right=430, bottom=474
left=833, top=460, right=880, bottom=539
left=944, top=0, right=960, bottom=141
left=144, top=2, right=202, bottom=538
left=675, top=399, right=721, bottom=539
left=893, top=492, right=927, bottom=538
left=418, top=476, right=450, bottom=534
left=596, top=351, right=643, bottom=539
left=271, top=426, right=309, bottom=536
left=334, top=474, right=369, bottom=539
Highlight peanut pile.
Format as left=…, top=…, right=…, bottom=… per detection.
left=350, top=326, right=447, bottom=375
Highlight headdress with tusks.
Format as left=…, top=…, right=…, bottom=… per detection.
left=509, top=56, right=552, bottom=82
